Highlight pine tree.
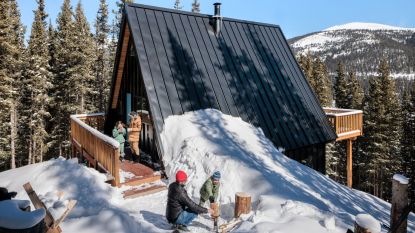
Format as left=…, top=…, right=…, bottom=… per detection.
left=327, top=62, right=349, bottom=184
left=347, top=71, right=364, bottom=109
left=50, top=0, right=77, bottom=157
left=174, top=0, right=183, bottom=10
left=0, top=0, right=25, bottom=170
left=95, top=0, right=110, bottom=112
left=191, top=0, right=200, bottom=13
left=334, top=62, right=348, bottom=108
left=407, top=81, right=415, bottom=205
left=361, top=59, right=402, bottom=199
left=347, top=70, right=365, bottom=189
left=298, top=53, right=314, bottom=88
left=401, top=88, right=414, bottom=175
left=20, top=0, right=52, bottom=164
left=73, top=1, right=96, bottom=113
left=312, top=57, right=333, bottom=106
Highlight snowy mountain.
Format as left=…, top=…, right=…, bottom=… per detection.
left=1, top=109, right=414, bottom=232
left=289, top=22, right=415, bottom=79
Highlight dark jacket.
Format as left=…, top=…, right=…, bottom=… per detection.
left=166, top=182, right=207, bottom=223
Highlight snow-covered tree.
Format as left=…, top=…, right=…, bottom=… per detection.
left=312, top=57, right=333, bottom=107
left=361, top=59, right=402, bottom=199
left=174, top=0, right=183, bottom=10
left=20, top=0, right=52, bottom=165
left=73, top=1, right=96, bottom=113
left=50, top=0, right=77, bottom=157
left=334, top=62, right=348, bottom=108
left=298, top=53, right=314, bottom=88
left=347, top=71, right=364, bottom=109
left=400, top=82, right=415, bottom=206
left=95, top=0, right=111, bottom=112
left=0, top=0, right=25, bottom=169
left=191, top=0, right=200, bottom=13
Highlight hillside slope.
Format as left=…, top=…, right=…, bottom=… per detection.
left=289, top=22, right=415, bottom=79
left=0, top=109, right=414, bottom=232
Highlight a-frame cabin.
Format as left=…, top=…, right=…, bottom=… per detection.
left=103, top=3, right=338, bottom=173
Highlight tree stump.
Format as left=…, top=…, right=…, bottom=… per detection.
left=234, top=192, right=251, bottom=218
left=390, top=174, right=409, bottom=233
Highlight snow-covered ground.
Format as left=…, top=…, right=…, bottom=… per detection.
left=0, top=109, right=414, bottom=232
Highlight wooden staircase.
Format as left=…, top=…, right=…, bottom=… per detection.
left=119, top=160, right=167, bottom=199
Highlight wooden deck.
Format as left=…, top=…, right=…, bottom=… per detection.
left=324, top=107, right=363, bottom=141
left=70, top=113, right=166, bottom=198
left=323, top=107, right=364, bottom=188
left=120, top=160, right=166, bottom=198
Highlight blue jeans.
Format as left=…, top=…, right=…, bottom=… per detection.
left=175, top=210, right=197, bottom=226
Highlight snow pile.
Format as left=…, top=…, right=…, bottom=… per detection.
left=324, top=22, right=415, bottom=31
left=38, top=191, right=69, bottom=219
left=160, top=109, right=415, bottom=232
left=0, top=157, right=141, bottom=232
left=355, top=214, right=381, bottom=233
left=0, top=199, right=45, bottom=229
left=393, top=174, right=409, bottom=185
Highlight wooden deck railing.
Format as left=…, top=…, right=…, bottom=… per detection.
left=323, top=108, right=363, bottom=141
left=70, top=113, right=120, bottom=187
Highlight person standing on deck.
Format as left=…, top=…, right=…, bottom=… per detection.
left=166, top=170, right=214, bottom=232
left=112, top=121, right=126, bottom=161
left=128, top=111, right=141, bottom=162
left=199, top=171, right=221, bottom=206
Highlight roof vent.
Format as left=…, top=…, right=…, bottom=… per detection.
left=213, top=3, right=222, bottom=36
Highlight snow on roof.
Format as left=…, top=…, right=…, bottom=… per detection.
left=324, top=22, right=415, bottom=31
left=393, top=174, right=409, bottom=185
left=355, top=214, right=381, bottom=233
left=0, top=200, right=46, bottom=229
left=70, top=114, right=119, bottom=149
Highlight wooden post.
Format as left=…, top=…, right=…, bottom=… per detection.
left=390, top=174, right=409, bottom=233
left=113, top=148, right=121, bottom=187
left=346, top=139, right=353, bottom=188
left=234, top=192, right=251, bottom=218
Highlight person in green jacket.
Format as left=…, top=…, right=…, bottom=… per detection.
left=199, top=171, right=221, bottom=206
left=112, top=121, right=127, bottom=160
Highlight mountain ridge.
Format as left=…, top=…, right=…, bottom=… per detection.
left=288, top=22, right=415, bottom=80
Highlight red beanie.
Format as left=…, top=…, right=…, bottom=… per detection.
left=176, top=170, right=187, bottom=182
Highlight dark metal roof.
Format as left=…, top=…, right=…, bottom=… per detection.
left=121, top=3, right=336, bottom=151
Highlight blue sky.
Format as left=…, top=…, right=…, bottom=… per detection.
left=18, top=0, right=415, bottom=40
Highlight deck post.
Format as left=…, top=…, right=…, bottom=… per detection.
left=347, top=139, right=353, bottom=188
left=390, top=174, right=409, bottom=233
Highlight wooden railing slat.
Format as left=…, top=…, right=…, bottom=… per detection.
left=70, top=114, right=120, bottom=187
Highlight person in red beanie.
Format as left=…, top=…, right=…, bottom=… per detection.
left=166, top=170, right=214, bottom=232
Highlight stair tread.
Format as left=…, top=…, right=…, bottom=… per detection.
left=123, top=185, right=167, bottom=199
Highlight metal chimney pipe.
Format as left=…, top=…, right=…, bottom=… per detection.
left=213, top=3, right=222, bottom=36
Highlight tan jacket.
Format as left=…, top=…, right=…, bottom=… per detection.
left=128, top=116, right=141, bottom=142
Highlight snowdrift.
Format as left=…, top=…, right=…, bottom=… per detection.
left=0, top=109, right=413, bottom=232
left=160, top=109, right=415, bottom=232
